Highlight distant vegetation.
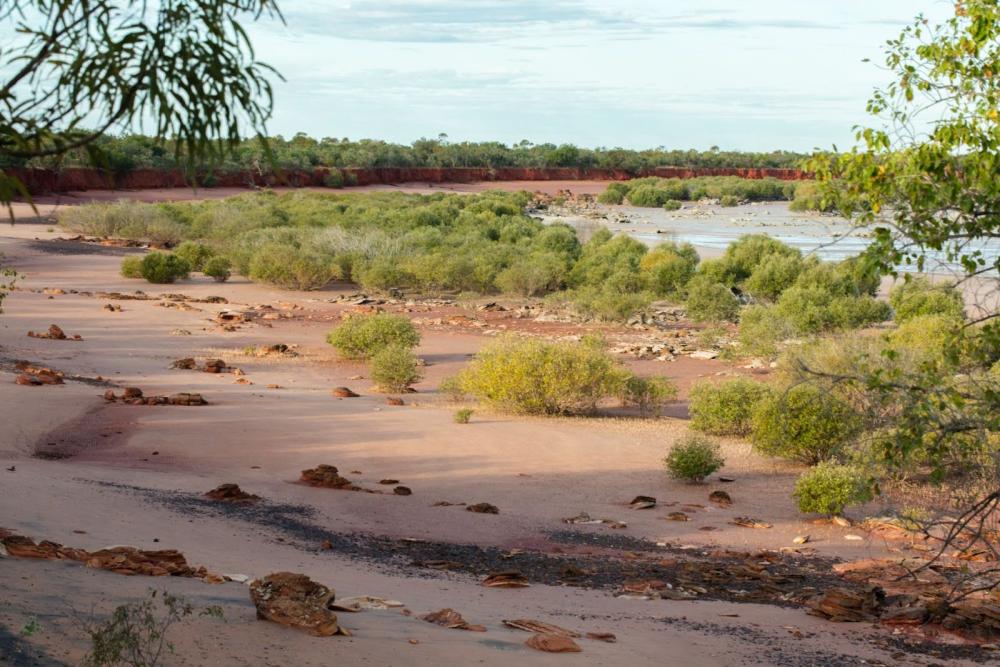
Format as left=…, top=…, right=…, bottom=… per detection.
left=598, top=175, right=827, bottom=210
left=5, top=133, right=808, bottom=174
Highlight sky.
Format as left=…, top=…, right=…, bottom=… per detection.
left=243, top=1, right=955, bottom=152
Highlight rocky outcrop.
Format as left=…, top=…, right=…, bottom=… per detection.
left=249, top=572, right=346, bottom=637
left=300, top=465, right=357, bottom=490
left=205, top=483, right=259, bottom=503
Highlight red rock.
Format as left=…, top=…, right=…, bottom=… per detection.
left=168, top=393, right=207, bottom=406
left=467, top=503, right=499, bottom=514
left=250, top=572, right=344, bottom=637
left=170, top=358, right=197, bottom=369
left=205, top=483, right=259, bottom=502
left=15, top=374, right=41, bottom=386
left=123, top=387, right=144, bottom=399
left=331, top=387, right=359, bottom=398
left=421, top=608, right=486, bottom=632
left=525, top=634, right=582, bottom=653
left=386, top=397, right=404, bottom=406
left=301, top=465, right=357, bottom=490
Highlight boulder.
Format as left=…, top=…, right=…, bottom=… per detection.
left=168, top=393, right=207, bottom=406
left=807, top=585, right=885, bottom=622
left=170, top=358, right=197, bottom=370
left=393, top=486, right=412, bottom=496
left=467, top=502, right=499, bottom=514
left=205, top=483, right=259, bottom=503
left=249, top=572, right=344, bottom=637
left=203, top=359, right=227, bottom=373
left=709, top=490, right=733, bottom=507
left=331, top=387, right=359, bottom=398
left=421, top=608, right=485, bottom=632
left=15, top=374, right=41, bottom=386
left=123, top=387, right=144, bottom=399
left=525, top=634, right=582, bottom=653
left=301, top=465, right=357, bottom=490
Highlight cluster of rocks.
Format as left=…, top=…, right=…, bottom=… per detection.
left=27, top=324, right=81, bottom=341
left=13, top=361, right=64, bottom=386
left=242, top=343, right=298, bottom=358
left=52, top=235, right=147, bottom=248
left=103, top=387, right=207, bottom=406
left=205, top=483, right=259, bottom=503
left=171, top=357, right=234, bottom=374
left=0, top=529, right=221, bottom=582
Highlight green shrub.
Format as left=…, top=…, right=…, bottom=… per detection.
left=889, top=277, right=964, bottom=323
left=628, top=184, right=686, bottom=207
left=775, top=285, right=834, bottom=333
left=640, top=242, right=698, bottom=296
left=248, top=244, right=338, bottom=290
left=788, top=181, right=834, bottom=212
left=664, top=435, right=725, bottom=483
left=828, top=295, right=892, bottom=329
left=743, top=253, right=804, bottom=301
left=452, top=336, right=629, bottom=415
left=888, top=313, right=963, bottom=361
left=619, top=375, right=678, bottom=417
left=370, top=344, right=422, bottom=392
left=324, top=169, right=346, bottom=188
left=173, top=240, right=214, bottom=272
left=662, top=199, right=682, bottom=211
left=685, top=277, right=739, bottom=322
left=719, top=194, right=740, bottom=207
left=563, top=284, right=654, bottom=322
left=793, top=258, right=880, bottom=297
left=751, top=384, right=861, bottom=464
left=496, top=252, right=566, bottom=296
left=793, top=463, right=875, bottom=516
left=120, top=255, right=143, bottom=279
left=202, top=256, right=232, bottom=282
left=454, top=408, right=473, bottom=424
left=689, top=378, right=773, bottom=436
left=738, top=304, right=795, bottom=357
left=139, top=252, right=190, bottom=284
left=597, top=182, right=629, bottom=204
left=326, top=313, right=421, bottom=360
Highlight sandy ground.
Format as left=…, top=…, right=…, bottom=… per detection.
left=0, top=197, right=990, bottom=665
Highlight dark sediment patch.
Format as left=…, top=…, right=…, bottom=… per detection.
left=26, top=239, right=144, bottom=257
left=0, top=356, right=114, bottom=388
left=82, top=480, right=841, bottom=607
left=0, top=623, right=67, bottom=667
left=32, top=405, right=133, bottom=460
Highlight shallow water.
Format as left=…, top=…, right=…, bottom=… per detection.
left=548, top=201, right=1000, bottom=275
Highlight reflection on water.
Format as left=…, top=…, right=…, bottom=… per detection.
left=551, top=202, right=1000, bottom=275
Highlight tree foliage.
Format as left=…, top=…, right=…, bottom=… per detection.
left=0, top=0, right=283, bottom=214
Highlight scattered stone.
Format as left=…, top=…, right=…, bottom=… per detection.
left=689, top=350, right=719, bottom=360
left=330, top=596, right=404, bottom=612
left=585, top=632, right=616, bottom=643
left=170, top=329, right=192, bottom=336
left=731, top=517, right=772, bottom=529
left=467, top=503, right=499, bottom=514
left=103, top=303, right=122, bottom=312
left=807, top=586, right=884, bottom=622
left=393, top=486, right=412, bottom=496
left=421, top=608, right=485, bottom=632
left=123, top=387, right=144, bottom=399
left=708, top=490, right=733, bottom=507
left=844, top=534, right=864, bottom=541
left=249, top=572, right=347, bottom=637
left=332, top=387, right=359, bottom=398
left=525, top=634, right=582, bottom=653
left=718, top=476, right=735, bottom=483
left=503, top=619, right=579, bottom=637
left=831, top=516, right=852, bottom=528
left=205, top=483, right=259, bottom=503
left=629, top=495, right=656, bottom=510
left=379, top=479, right=400, bottom=485
left=482, top=572, right=530, bottom=588
left=27, top=324, right=71, bottom=340
left=300, top=465, right=358, bottom=490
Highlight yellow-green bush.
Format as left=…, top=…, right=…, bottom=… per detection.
left=619, top=375, right=678, bottom=417
left=173, top=241, right=214, bottom=272
left=370, top=344, right=422, bottom=392
left=449, top=336, right=629, bottom=415
left=202, top=256, right=232, bottom=282
left=685, top=277, right=739, bottom=322
left=120, top=255, right=143, bottom=279
left=751, top=384, right=860, bottom=463
left=689, top=378, right=774, bottom=436
left=664, top=435, right=725, bottom=483
left=326, top=313, right=420, bottom=360
left=889, top=277, right=965, bottom=323
left=138, top=252, right=190, bottom=284
left=793, top=462, right=875, bottom=516
left=737, top=304, right=795, bottom=357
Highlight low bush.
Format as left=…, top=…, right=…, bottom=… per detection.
left=662, top=199, right=682, bottom=211
left=751, top=384, right=861, bottom=464
left=685, top=277, right=739, bottom=322
left=628, top=183, right=687, bottom=207
left=139, top=252, right=190, bottom=284
left=719, top=194, right=740, bottom=207
left=173, top=240, right=214, bottom=272
left=775, top=286, right=833, bottom=333
left=640, top=242, right=698, bottom=297
left=326, top=313, right=420, bottom=359
left=563, top=285, right=654, bottom=322
left=689, top=378, right=773, bottom=436
left=597, top=182, right=628, bottom=204
left=370, top=344, right=422, bottom=392
left=454, top=408, right=473, bottom=424
left=827, top=295, right=892, bottom=329
left=120, top=255, right=143, bottom=279
left=787, top=181, right=833, bottom=212
left=793, top=462, right=875, bottom=516
left=889, top=277, right=965, bottom=323
left=324, top=169, right=346, bottom=188
left=451, top=336, right=628, bottom=415
left=743, top=253, right=804, bottom=301
left=248, top=244, right=338, bottom=290
left=664, top=435, right=725, bottom=483
left=619, top=375, right=677, bottom=417
left=202, top=256, right=232, bottom=282
left=737, top=304, right=795, bottom=357
left=495, top=252, right=567, bottom=297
